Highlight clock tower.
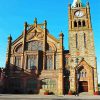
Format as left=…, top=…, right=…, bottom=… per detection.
left=68, top=0, right=98, bottom=94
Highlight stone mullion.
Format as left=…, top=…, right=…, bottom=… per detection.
left=22, top=22, right=27, bottom=70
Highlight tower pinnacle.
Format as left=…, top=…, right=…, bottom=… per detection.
left=72, top=0, right=82, bottom=8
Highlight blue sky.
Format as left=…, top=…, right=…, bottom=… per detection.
left=0, top=0, right=100, bottom=83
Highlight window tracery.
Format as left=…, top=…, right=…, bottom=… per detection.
left=15, top=57, right=21, bottom=67
left=27, top=41, right=43, bottom=51
left=27, top=55, right=37, bottom=69
left=79, top=69, right=87, bottom=78
left=47, top=55, right=53, bottom=70
left=15, top=45, right=22, bottom=53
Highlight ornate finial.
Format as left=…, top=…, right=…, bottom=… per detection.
left=44, top=20, right=47, bottom=29
left=8, top=34, right=12, bottom=40
left=24, top=21, right=27, bottom=30
left=59, top=31, right=64, bottom=37
left=34, top=18, right=37, bottom=24
left=86, top=0, right=90, bottom=8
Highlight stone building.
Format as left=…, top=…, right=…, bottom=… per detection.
left=5, top=0, right=98, bottom=95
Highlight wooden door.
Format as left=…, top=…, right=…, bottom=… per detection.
left=79, top=81, right=88, bottom=92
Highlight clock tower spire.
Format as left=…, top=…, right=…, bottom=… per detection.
left=68, top=0, right=98, bottom=94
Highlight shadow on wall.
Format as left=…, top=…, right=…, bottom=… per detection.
left=0, top=63, right=45, bottom=94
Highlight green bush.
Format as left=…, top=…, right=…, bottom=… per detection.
left=98, top=83, right=100, bottom=87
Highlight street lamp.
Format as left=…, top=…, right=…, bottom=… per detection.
left=75, top=58, right=79, bottom=96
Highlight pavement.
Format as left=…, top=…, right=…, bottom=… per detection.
left=0, top=94, right=100, bottom=100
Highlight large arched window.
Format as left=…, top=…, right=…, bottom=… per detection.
left=27, top=41, right=43, bottom=51
left=15, top=44, right=22, bottom=53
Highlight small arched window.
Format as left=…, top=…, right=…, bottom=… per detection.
left=79, top=3, right=80, bottom=7
left=76, top=33, right=78, bottom=48
left=74, top=21, right=77, bottom=27
left=76, top=3, right=78, bottom=7
left=82, top=20, right=86, bottom=27
left=78, top=21, right=81, bottom=27
left=79, top=69, right=87, bottom=78
left=84, top=33, right=86, bottom=48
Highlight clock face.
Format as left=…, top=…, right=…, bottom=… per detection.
left=75, top=10, right=84, bottom=17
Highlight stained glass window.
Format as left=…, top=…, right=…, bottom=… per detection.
left=15, top=44, right=22, bottom=53
left=47, top=55, right=53, bottom=70
left=27, top=41, right=43, bottom=51
left=27, top=55, right=37, bottom=69
left=15, top=57, right=21, bottom=67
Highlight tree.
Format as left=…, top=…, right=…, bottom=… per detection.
left=98, top=83, right=100, bottom=87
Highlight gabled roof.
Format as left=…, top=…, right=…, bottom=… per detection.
left=12, top=19, right=59, bottom=45
left=76, top=58, right=94, bottom=70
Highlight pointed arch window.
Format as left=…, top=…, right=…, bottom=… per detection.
left=82, top=20, right=86, bottom=27
left=15, top=44, right=22, bottom=53
left=80, top=69, right=87, bottom=78
left=78, top=21, right=81, bottom=27
left=76, top=33, right=78, bottom=48
left=84, top=33, right=86, bottom=48
left=79, top=3, right=80, bottom=7
left=46, top=55, right=53, bottom=70
left=76, top=3, right=78, bottom=7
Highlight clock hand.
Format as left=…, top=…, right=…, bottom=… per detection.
left=78, top=12, right=80, bottom=16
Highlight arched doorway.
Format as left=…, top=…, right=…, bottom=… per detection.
left=78, top=66, right=88, bottom=93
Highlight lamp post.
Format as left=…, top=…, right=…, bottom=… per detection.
left=75, top=58, right=79, bottom=96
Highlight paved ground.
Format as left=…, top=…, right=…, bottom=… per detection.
left=0, top=94, right=100, bottom=100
